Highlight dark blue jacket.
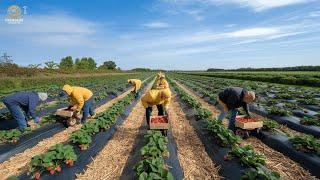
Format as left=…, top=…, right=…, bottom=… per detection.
left=218, top=87, right=250, bottom=115
left=3, top=92, right=40, bottom=119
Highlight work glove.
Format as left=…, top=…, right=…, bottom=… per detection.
left=72, top=111, right=81, bottom=120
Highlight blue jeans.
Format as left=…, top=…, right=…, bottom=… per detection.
left=217, top=104, right=238, bottom=131
left=3, top=101, right=28, bottom=130
left=81, top=97, right=95, bottom=123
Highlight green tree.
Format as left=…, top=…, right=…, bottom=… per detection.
left=75, top=57, right=97, bottom=70
left=28, top=63, right=42, bottom=69
left=59, top=56, right=73, bottom=69
left=44, top=61, right=58, bottom=69
left=99, top=60, right=117, bottom=70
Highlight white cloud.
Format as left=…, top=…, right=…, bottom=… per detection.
left=228, top=28, right=279, bottom=37
left=309, top=11, right=320, bottom=17
left=213, top=0, right=315, bottom=12
left=161, top=0, right=315, bottom=12
left=143, top=22, right=169, bottom=28
left=0, top=14, right=99, bottom=47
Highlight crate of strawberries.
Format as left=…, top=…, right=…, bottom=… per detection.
left=235, top=115, right=263, bottom=130
left=150, top=115, right=169, bottom=130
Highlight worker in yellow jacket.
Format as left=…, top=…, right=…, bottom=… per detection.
left=141, top=88, right=171, bottom=125
left=128, top=79, right=142, bottom=98
left=156, top=74, right=169, bottom=89
left=61, top=84, right=94, bottom=124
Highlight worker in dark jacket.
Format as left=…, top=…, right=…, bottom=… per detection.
left=2, top=92, right=48, bottom=131
left=216, top=87, right=255, bottom=131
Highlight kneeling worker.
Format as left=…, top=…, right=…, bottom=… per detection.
left=141, top=89, right=171, bottom=125
left=128, top=79, right=142, bottom=98
left=61, top=85, right=94, bottom=124
left=216, top=87, right=255, bottom=131
left=2, top=92, right=48, bottom=131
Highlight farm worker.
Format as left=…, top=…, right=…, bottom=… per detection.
left=141, top=89, right=171, bottom=125
left=2, top=92, right=48, bottom=131
left=216, top=87, right=255, bottom=131
left=61, top=85, right=94, bottom=124
left=156, top=74, right=169, bottom=89
left=128, top=79, right=142, bottom=98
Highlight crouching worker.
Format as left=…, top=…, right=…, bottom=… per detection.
left=141, top=89, right=171, bottom=126
left=156, top=74, right=169, bottom=89
left=216, top=87, right=255, bottom=131
left=2, top=92, right=48, bottom=131
left=61, top=85, right=94, bottom=124
left=128, top=79, right=142, bottom=99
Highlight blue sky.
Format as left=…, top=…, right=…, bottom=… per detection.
left=1, top=0, right=320, bottom=70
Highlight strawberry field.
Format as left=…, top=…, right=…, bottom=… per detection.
left=0, top=72, right=319, bottom=180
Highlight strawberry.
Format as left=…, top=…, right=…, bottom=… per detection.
left=34, top=172, right=41, bottom=180
left=56, top=166, right=61, bottom=172
left=50, top=169, right=55, bottom=175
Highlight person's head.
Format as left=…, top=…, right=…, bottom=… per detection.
left=38, top=92, right=48, bottom=102
left=159, top=74, right=165, bottom=80
left=243, top=91, right=255, bottom=104
left=62, top=84, right=73, bottom=96
left=128, top=80, right=133, bottom=84
left=160, top=89, right=171, bottom=100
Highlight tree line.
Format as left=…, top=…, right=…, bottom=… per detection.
left=207, top=66, right=320, bottom=72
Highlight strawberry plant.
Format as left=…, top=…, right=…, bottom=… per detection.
left=267, top=107, right=290, bottom=116
left=290, top=135, right=320, bottom=156
left=298, top=99, right=319, bottom=105
left=262, top=119, right=280, bottom=131
left=134, top=131, right=173, bottom=180
left=195, top=107, right=212, bottom=120
left=206, top=119, right=241, bottom=147
left=230, top=145, right=266, bottom=167
left=29, top=144, right=77, bottom=179
left=70, top=129, right=92, bottom=150
left=241, top=166, right=280, bottom=180
left=0, top=129, right=27, bottom=144
left=300, top=116, right=320, bottom=126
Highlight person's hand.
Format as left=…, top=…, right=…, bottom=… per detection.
left=72, top=111, right=80, bottom=120
left=33, top=117, right=41, bottom=124
left=71, top=106, right=77, bottom=111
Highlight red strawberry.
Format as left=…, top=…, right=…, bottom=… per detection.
left=50, top=170, right=55, bottom=175
left=34, top=172, right=41, bottom=180
left=56, top=166, right=61, bottom=172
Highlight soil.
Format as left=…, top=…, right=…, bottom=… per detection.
left=168, top=93, right=221, bottom=180
left=76, top=83, right=153, bottom=180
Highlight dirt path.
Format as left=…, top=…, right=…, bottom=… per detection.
left=173, top=80, right=315, bottom=180
left=168, top=93, right=220, bottom=180
left=76, top=83, right=153, bottom=180
left=0, top=88, right=134, bottom=179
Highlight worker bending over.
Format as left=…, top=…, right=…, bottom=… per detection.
left=141, top=89, right=171, bottom=125
left=216, top=87, right=255, bottom=131
left=61, top=85, right=94, bottom=124
left=128, top=79, right=142, bottom=98
left=156, top=74, right=169, bottom=89
left=2, top=92, right=48, bottom=131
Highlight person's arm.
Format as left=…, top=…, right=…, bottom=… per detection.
left=28, top=95, right=38, bottom=120
left=73, top=93, right=85, bottom=112
left=243, top=103, right=251, bottom=117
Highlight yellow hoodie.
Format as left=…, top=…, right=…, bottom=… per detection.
left=141, top=89, right=171, bottom=109
left=128, top=79, right=142, bottom=93
left=156, top=78, right=169, bottom=89
left=63, top=85, right=93, bottom=112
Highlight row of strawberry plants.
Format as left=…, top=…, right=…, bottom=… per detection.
left=27, top=78, right=152, bottom=179
left=169, top=78, right=280, bottom=179
left=133, top=130, right=174, bottom=180
left=173, top=74, right=320, bottom=157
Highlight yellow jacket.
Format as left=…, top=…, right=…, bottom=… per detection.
left=156, top=79, right=169, bottom=89
left=128, top=79, right=142, bottom=93
left=63, top=85, right=93, bottom=112
left=141, top=89, right=171, bottom=109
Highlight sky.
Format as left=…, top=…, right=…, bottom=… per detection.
left=0, top=0, right=320, bottom=70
